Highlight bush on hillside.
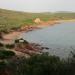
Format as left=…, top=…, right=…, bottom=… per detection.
left=0, top=43, right=4, bottom=47
left=5, top=44, right=15, bottom=49
left=0, top=51, right=75, bottom=75
left=7, top=53, right=75, bottom=75
left=0, top=50, right=15, bottom=59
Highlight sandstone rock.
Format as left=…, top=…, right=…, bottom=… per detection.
left=34, top=18, right=41, bottom=24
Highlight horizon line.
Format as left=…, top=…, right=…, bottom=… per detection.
left=0, top=8, right=75, bottom=13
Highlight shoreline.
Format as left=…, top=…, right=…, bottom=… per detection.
left=0, top=22, right=54, bottom=56
left=2, top=20, right=59, bottom=44
left=1, top=20, right=75, bottom=56
left=1, top=19, right=75, bottom=44
left=0, top=20, right=58, bottom=56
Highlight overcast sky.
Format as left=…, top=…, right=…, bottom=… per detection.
left=0, top=0, right=75, bottom=12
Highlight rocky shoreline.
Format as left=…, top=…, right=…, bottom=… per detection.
left=2, top=20, right=58, bottom=43
left=0, top=21, right=59, bottom=56
left=14, top=42, right=49, bottom=56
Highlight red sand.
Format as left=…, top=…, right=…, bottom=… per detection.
left=2, top=21, right=58, bottom=43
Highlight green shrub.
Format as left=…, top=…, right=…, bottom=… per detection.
left=0, top=50, right=15, bottom=59
left=8, top=53, right=66, bottom=75
left=5, top=44, right=15, bottom=49
left=0, top=43, right=4, bottom=47
left=0, top=51, right=75, bottom=75
left=15, top=39, right=19, bottom=43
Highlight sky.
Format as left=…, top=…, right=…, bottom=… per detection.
left=0, top=0, right=75, bottom=12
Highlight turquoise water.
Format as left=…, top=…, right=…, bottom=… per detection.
left=21, top=22, right=75, bottom=58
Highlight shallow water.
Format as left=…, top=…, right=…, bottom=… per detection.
left=21, top=22, right=75, bottom=58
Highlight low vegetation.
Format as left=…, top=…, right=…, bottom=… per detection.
left=5, top=44, right=15, bottom=49
left=0, top=9, right=75, bottom=33
left=0, top=48, right=75, bottom=75
left=0, top=50, right=15, bottom=59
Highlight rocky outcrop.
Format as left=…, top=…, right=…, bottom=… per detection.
left=34, top=18, right=41, bottom=24
left=20, top=25, right=40, bottom=31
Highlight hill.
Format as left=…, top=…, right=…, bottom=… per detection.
left=0, top=8, right=75, bottom=32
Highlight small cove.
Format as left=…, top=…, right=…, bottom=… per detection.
left=21, top=22, right=75, bottom=58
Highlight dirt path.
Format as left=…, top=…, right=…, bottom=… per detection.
left=3, top=32, right=21, bottom=40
